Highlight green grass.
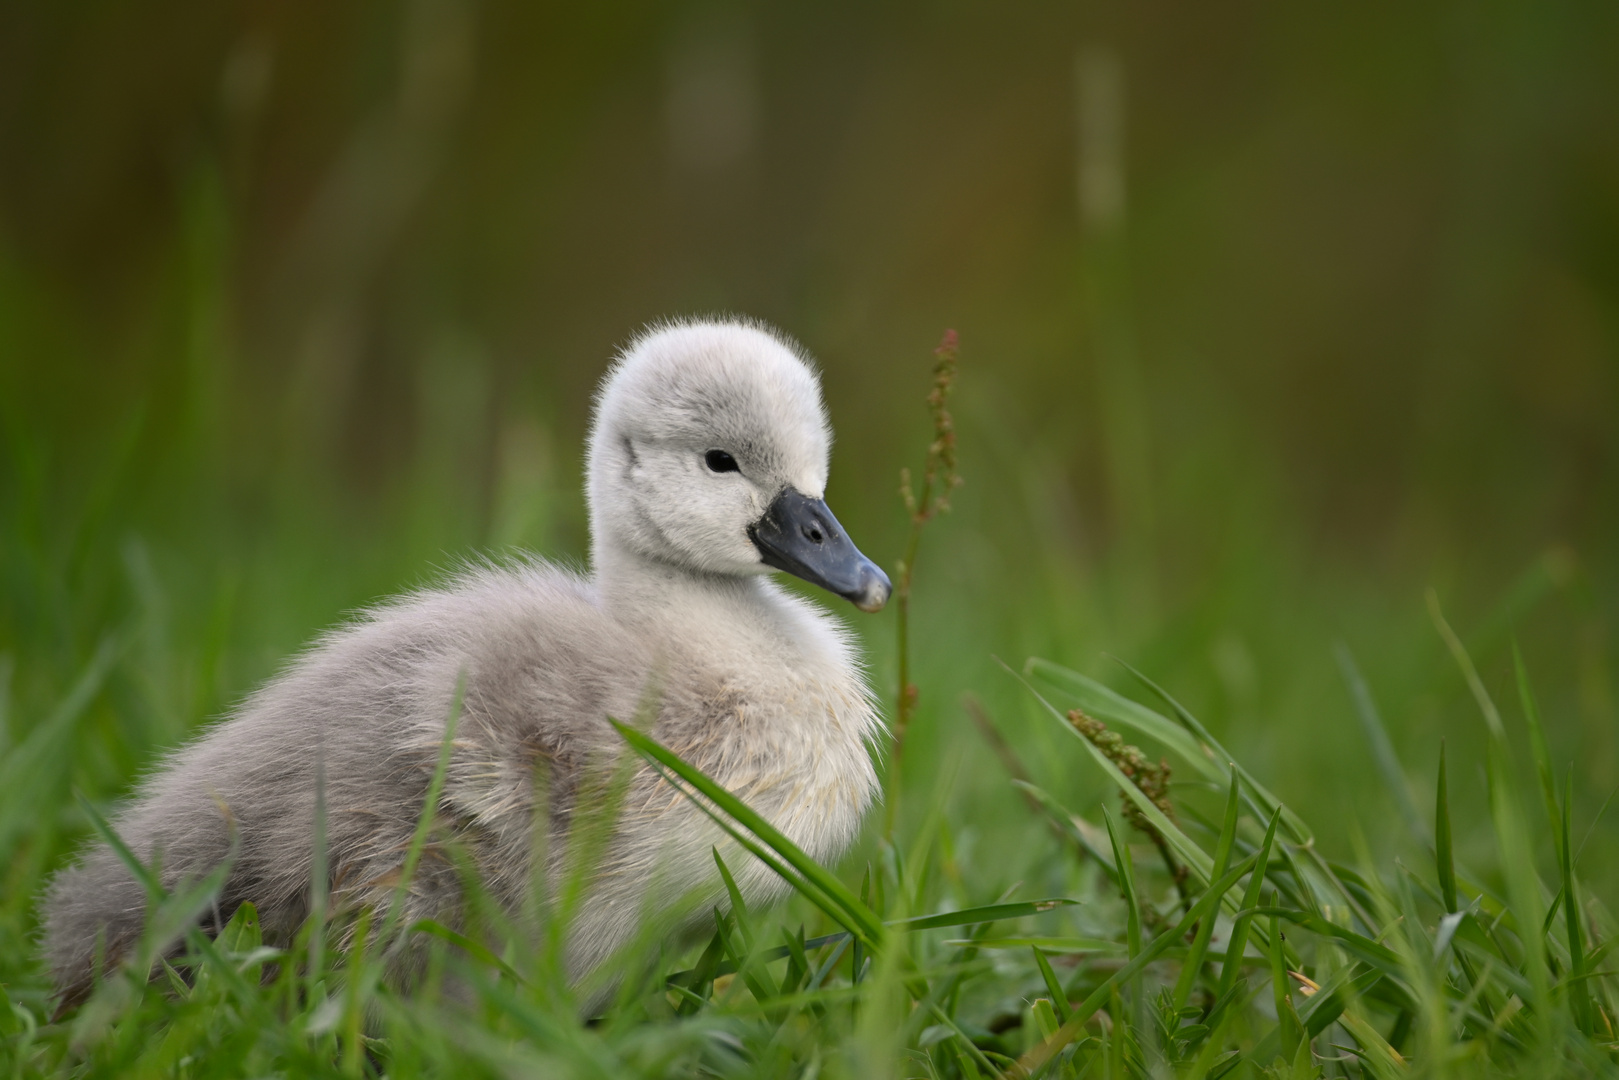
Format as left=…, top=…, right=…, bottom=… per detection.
left=2, top=617, right=1615, bottom=1077
left=2, top=392, right=1617, bottom=1077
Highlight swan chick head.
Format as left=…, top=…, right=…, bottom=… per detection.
left=588, top=319, right=890, bottom=611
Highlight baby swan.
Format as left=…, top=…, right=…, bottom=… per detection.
left=42, top=319, right=891, bottom=1005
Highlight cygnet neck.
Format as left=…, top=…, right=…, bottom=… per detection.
left=591, top=538, right=769, bottom=622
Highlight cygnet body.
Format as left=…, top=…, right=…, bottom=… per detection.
left=42, top=319, right=891, bottom=1005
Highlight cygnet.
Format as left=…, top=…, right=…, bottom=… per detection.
left=43, top=318, right=891, bottom=1005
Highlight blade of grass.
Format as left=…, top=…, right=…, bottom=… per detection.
left=1248, top=908, right=1410, bottom=995
left=713, top=847, right=753, bottom=949
left=781, top=925, right=809, bottom=995
left=1174, top=770, right=1240, bottom=1009
left=408, top=920, right=524, bottom=985
left=891, top=899, right=1080, bottom=932
left=1336, top=641, right=1426, bottom=843
left=1436, top=741, right=1458, bottom=914
left=1268, top=905, right=1304, bottom=1062
left=1105, top=655, right=1313, bottom=845
left=1010, top=667, right=1214, bottom=884
left=1513, top=642, right=1562, bottom=835
left=1006, top=851, right=1261, bottom=1078
left=1032, top=947, right=1069, bottom=1024
left=1218, top=807, right=1280, bottom=998
left=952, top=937, right=1121, bottom=953
left=1101, top=805, right=1142, bottom=961
left=0, top=636, right=121, bottom=856
left=650, top=753, right=871, bottom=944
left=380, top=674, right=464, bottom=946
left=1560, top=770, right=1594, bottom=1034
left=667, top=898, right=1081, bottom=988
left=1023, top=658, right=1220, bottom=781
left=612, top=719, right=884, bottom=947
left=1010, top=779, right=1119, bottom=882
left=1428, top=590, right=1553, bottom=1039
left=1249, top=964, right=1385, bottom=1062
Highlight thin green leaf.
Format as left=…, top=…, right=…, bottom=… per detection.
left=1013, top=668, right=1215, bottom=884
left=409, top=920, right=525, bottom=985
left=1249, top=908, right=1409, bottom=984
left=780, top=925, right=810, bottom=996
left=0, top=636, right=121, bottom=856
left=1218, top=807, right=1280, bottom=999
left=891, top=899, right=1079, bottom=933
left=1010, top=779, right=1118, bottom=881
left=1032, top=947, right=1069, bottom=1024
left=1436, top=740, right=1457, bottom=913
left=1012, top=851, right=1262, bottom=1077
left=1336, top=641, right=1426, bottom=842
left=1250, top=965, right=1386, bottom=1062
left=1101, top=804, right=1142, bottom=960
left=951, top=937, right=1121, bottom=953
left=1106, top=655, right=1314, bottom=845
left=612, top=719, right=884, bottom=948
left=1513, top=641, right=1562, bottom=835
left=1023, top=657, right=1221, bottom=781
left=1174, top=770, right=1240, bottom=1009
left=1269, top=907, right=1304, bottom=1061
left=381, top=674, right=464, bottom=946
left=712, top=847, right=752, bottom=949
left=1430, top=591, right=1553, bottom=1035
left=650, top=754, right=859, bottom=941
left=1561, top=770, right=1594, bottom=1034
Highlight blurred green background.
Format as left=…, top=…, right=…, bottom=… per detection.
left=1, top=0, right=1616, bottom=916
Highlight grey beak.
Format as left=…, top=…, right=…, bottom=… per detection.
left=748, top=488, right=892, bottom=612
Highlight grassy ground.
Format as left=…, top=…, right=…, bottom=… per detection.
left=2, top=334, right=1616, bottom=1078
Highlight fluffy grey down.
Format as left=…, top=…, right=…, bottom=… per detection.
left=42, top=319, right=883, bottom=1006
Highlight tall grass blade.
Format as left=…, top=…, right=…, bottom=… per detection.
left=0, top=635, right=120, bottom=856
left=1337, top=641, right=1426, bottom=842
left=1174, top=770, right=1241, bottom=1009
left=1107, top=655, right=1314, bottom=845
left=1268, top=907, right=1304, bottom=1062
left=1023, top=657, right=1219, bottom=781
left=1012, top=667, right=1215, bottom=883
left=1427, top=589, right=1506, bottom=740
left=1101, top=804, right=1142, bottom=961
left=892, top=899, right=1078, bottom=932
left=1436, top=741, right=1458, bottom=913
left=1219, top=807, right=1280, bottom=998
left=380, top=674, right=464, bottom=946
left=713, top=848, right=751, bottom=939
left=1250, top=908, right=1411, bottom=990
left=1010, top=779, right=1119, bottom=880
left=1032, top=947, right=1069, bottom=1024
left=1513, top=642, right=1562, bottom=834
left=1431, top=592, right=1555, bottom=1043
left=611, top=719, right=885, bottom=946
left=1009, top=851, right=1261, bottom=1077
left=1560, top=771, right=1594, bottom=1035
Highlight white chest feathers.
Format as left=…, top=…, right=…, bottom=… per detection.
left=627, top=577, right=883, bottom=866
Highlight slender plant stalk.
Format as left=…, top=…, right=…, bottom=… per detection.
left=893, top=329, right=962, bottom=760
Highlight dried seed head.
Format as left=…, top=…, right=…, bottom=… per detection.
left=1068, top=708, right=1176, bottom=840
left=914, top=330, right=962, bottom=521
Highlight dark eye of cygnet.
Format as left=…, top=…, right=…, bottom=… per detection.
left=704, top=449, right=740, bottom=474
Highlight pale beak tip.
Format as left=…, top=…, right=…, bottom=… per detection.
left=851, top=565, right=892, bottom=613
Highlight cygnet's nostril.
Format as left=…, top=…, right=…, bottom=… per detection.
left=803, top=521, right=825, bottom=544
